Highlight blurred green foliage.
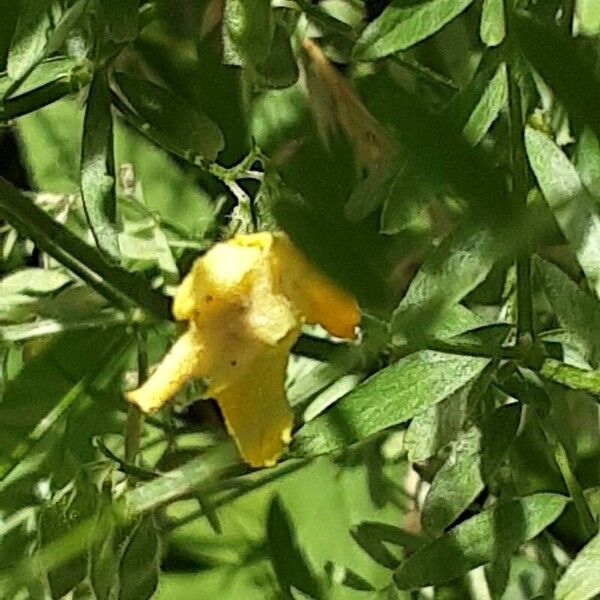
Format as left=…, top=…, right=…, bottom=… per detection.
left=0, top=0, right=600, bottom=599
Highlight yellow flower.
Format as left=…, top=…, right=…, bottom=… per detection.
left=127, top=232, right=360, bottom=467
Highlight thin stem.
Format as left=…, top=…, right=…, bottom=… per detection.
left=0, top=311, right=137, bottom=343
left=166, top=459, right=309, bottom=531
left=540, top=359, right=600, bottom=398
left=124, top=330, right=148, bottom=464
left=505, top=4, right=535, bottom=342
left=536, top=414, right=597, bottom=539
left=390, top=55, right=459, bottom=94
left=562, top=0, right=575, bottom=34
left=95, top=438, right=157, bottom=480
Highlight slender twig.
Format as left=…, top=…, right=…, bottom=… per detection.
left=562, top=0, right=575, bottom=34
left=165, top=459, right=309, bottom=531
left=124, top=329, right=148, bottom=464
left=0, top=312, right=138, bottom=343
left=505, top=4, right=535, bottom=343
left=390, top=55, right=459, bottom=94
left=536, top=413, right=597, bottom=539
left=95, top=438, right=158, bottom=480
left=540, top=359, right=600, bottom=398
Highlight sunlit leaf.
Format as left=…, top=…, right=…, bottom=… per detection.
left=526, top=126, right=600, bottom=298
left=394, top=494, right=568, bottom=589
left=39, top=475, right=96, bottom=599
left=535, top=256, right=600, bottom=367
left=555, top=532, right=600, bottom=600
left=480, top=0, right=505, bottom=46
left=223, top=0, right=273, bottom=67
left=404, top=361, right=495, bottom=463
left=575, top=127, right=600, bottom=203
left=7, top=0, right=57, bottom=80
left=293, top=349, right=492, bottom=457
left=463, top=62, right=507, bottom=146
left=354, top=0, right=475, bottom=61
left=421, top=403, right=521, bottom=534
left=391, top=225, right=503, bottom=342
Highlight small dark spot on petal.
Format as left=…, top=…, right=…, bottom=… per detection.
left=230, top=360, right=237, bottom=366
left=205, top=295, right=214, bottom=303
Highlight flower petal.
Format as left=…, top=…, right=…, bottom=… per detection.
left=127, top=329, right=208, bottom=413
left=271, top=233, right=361, bottom=339
left=212, top=332, right=296, bottom=468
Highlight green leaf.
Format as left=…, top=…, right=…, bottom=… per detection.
left=540, top=358, right=600, bottom=395
left=118, top=514, right=160, bottom=600
left=81, top=69, right=119, bottom=260
left=0, top=329, right=132, bottom=481
left=0, top=56, right=81, bottom=96
left=1, top=75, right=78, bottom=121
left=575, top=127, right=600, bottom=202
left=267, top=496, right=321, bottom=599
left=443, top=46, right=502, bottom=128
left=421, top=404, right=521, bottom=534
left=325, top=562, right=375, bottom=592
left=112, top=72, right=224, bottom=163
left=0, top=176, right=170, bottom=319
left=535, top=256, right=600, bottom=368
left=404, top=361, right=495, bottom=463
left=462, top=62, right=507, bottom=146
left=555, top=532, right=600, bottom=600
left=223, top=0, right=273, bottom=67
left=480, top=0, right=505, bottom=47
left=394, top=494, right=569, bottom=589
left=39, top=475, right=97, bottom=599
left=7, top=0, right=57, bottom=80
left=7, top=0, right=89, bottom=83
left=345, top=154, right=404, bottom=222
left=100, top=0, right=139, bottom=43
left=255, top=9, right=299, bottom=90
left=577, top=0, right=600, bottom=37
left=0, top=267, right=71, bottom=295
left=292, top=348, right=492, bottom=458
left=354, top=0, right=474, bottom=61
left=351, top=522, right=422, bottom=570
left=45, top=0, right=90, bottom=55
left=391, top=225, right=502, bottom=342
left=526, top=127, right=600, bottom=298
left=514, top=13, right=600, bottom=137
left=89, top=509, right=121, bottom=600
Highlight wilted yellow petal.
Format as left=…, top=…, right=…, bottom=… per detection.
left=127, top=232, right=360, bottom=467
left=271, top=234, right=361, bottom=339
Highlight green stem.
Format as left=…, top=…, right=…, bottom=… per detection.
left=562, top=0, right=575, bottom=34
left=540, top=359, right=600, bottom=397
left=536, top=414, right=597, bottom=539
left=390, top=55, right=459, bottom=94
left=166, top=459, right=309, bottom=531
left=125, top=330, right=148, bottom=464
left=0, top=311, right=139, bottom=343
left=505, top=6, right=535, bottom=342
